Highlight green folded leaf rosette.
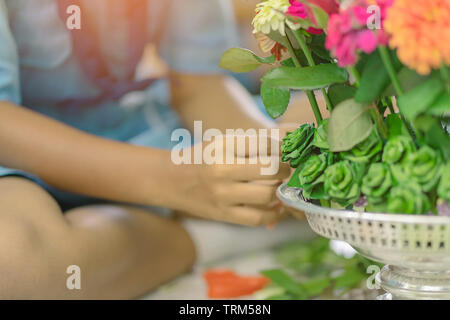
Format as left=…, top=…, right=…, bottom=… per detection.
left=340, top=129, right=382, bottom=163
left=361, top=163, right=393, bottom=206
left=324, top=161, right=363, bottom=206
left=311, top=119, right=329, bottom=150
left=299, top=153, right=333, bottom=200
left=401, top=146, right=443, bottom=192
left=281, top=124, right=315, bottom=168
left=438, top=163, right=450, bottom=202
left=382, top=135, right=416, bottom=164
left=387, top=183, right=431, bottom=214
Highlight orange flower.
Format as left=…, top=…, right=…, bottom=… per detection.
left=384, top=0, right=450, bottom=75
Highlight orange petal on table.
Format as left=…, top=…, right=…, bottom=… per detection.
left=203, top=269, right=270, bottom=299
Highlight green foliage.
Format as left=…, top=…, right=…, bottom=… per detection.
left=327, top=99, right=374, bottom=152
left=355, top=50, right=402, bottom=103
left=260, top=83, right=291, bottom=119
left=219, top=48, right=275, bottom=73
left=382, top=135, right=416, bottom=164
left=428, top=92, right=450, bottom=116
left=387, top=183, right=431, bottom=214
left=327, top=84, right=357, bottom=106
left=324, top=161, right=363, bottom=207
left=382, top=67, right=428, bottom=97
left=257, top=238, right=381, bottom=300
left=340, top=128, right=383, bottom=163
left=281, top=124, right=315, bottom=168
left=438, top=164, right=450, bottom=202
left=398, top=75, right=445, bottom=121
left=261, top=64, right=348, bottom=91
left=219, top=16, right=449, bottom=215
left=361, top=163, right=393, bottom=206
left=402, top=146, right=443, bottom=192
left=311, top=118, right=329, bottom=150
left=298, top=153, right=334, bottom=200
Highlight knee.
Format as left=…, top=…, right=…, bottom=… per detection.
left=165, top=220, right=197, bottom=272
left=0, top=217, right=48, bottom=298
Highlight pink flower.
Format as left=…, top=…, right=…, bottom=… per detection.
left=287, top=0, right=308, bottom=19
left=286, top=0, right=325, bottom=35
left=325, top=0, right=394, bottom=67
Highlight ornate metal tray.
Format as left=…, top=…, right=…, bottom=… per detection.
left=277, top=183, right=450, bottom=300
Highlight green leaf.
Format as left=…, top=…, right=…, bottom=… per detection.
left=287, top=163, right=304, bottom=188
left=261, top=269, right=308, bottom=299
left=302, top=277, right=331, bottom=297
left=423, top=121, right=450, bottom=161
left=219, top=48, right=275, bottom=73
left=398, top=75, right=445, bottom=120
left=355, top=50, right=402, bottom=103
left=427, top=92, right=450, bottom=116
left=327, top=99, right=374, bottom=152
left=386, top=114, right=408, bottom=138
left=328, top=84, right=357, bottom=106
left=333, top=269, right=365, bottom=289
left=310, top=34, right=332, bottom=62
left=261, top=83, right=291, bottom=119
left=281, top=58, right=295, bottom=67
left=261, top=64, right=348, bottom=91
left=383, top=67, right=428, bottom=97
left=309, top=4, right=329, bottom=29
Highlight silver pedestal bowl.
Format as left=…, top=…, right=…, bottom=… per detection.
left=277, top=183, right=450, bottom=300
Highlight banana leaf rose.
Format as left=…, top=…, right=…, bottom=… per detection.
left=312, top=119, right=329, bottom=150
left=361, top=163, right=393, bottom=205
left=438, top=164, right=450, bottom=202
left=299, top=152, right=333, bottom=199
left=281, top=124, right=315, bottom=168
left=382, top=135, right=416, bottom=164
left=402, top=146, right=443, bottom=192
left=324, top=160, right=363, bottom=206
left=387, top=183, right=431, bottom=215
left=340, top=129, right=382, bottom=163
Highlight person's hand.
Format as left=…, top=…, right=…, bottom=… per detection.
left=169, top=134, right=290, bottom=226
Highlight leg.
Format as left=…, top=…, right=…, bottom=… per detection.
left=0, top=177, right=195, bottom=299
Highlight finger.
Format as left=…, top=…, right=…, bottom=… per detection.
left=224, top=205, right=284, bottom=227
left=217, top=160, right=290, bottom=181
left=215, top=182, right=279, bottom=206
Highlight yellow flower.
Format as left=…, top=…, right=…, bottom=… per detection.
left=252, top=0, right=300, bottom=36
left=384, top=0, right=450, bottom=75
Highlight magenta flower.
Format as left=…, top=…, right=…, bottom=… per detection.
left=325, top=0, right=393, bottom=67
left=286, top=0, right=327, bottom=35
left=287, top=0, right=308, bottom=19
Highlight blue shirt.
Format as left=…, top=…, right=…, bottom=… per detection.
left=0, top=0, right=237, bottom=148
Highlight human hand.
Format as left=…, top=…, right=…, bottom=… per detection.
left=169, top=134, right=290, bottom=226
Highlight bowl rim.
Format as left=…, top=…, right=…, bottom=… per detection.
left=277, top=183, right=450, bottom=225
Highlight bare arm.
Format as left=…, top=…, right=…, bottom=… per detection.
left=170, top=72, right=275, bottom=132
left=0, top=101, right=288, bottom=225
left=0, top=101, right=174, bottom=207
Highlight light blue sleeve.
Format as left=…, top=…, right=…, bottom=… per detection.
left=156, top=0, right=239, bottom=74
left=0, top=0, right=20, bottom=104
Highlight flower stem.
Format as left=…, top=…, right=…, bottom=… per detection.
left=378, top=46, right=403, bottom=95
left=292, top=30, right=334, bottom=111
left=441, top=66, right=450, bottom=92
left=348, top=66, right=361, bottom=87
left=378, top=46, right=416, bottom=140
left=284, top=33, right=323, bottom=124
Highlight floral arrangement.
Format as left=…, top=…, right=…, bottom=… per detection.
left=220, top=0, right=449, bottom=215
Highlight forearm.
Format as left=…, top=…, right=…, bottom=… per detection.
left=170, top=73, right=275, bottom=132
left=0, top=102, right=174, bottom=207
